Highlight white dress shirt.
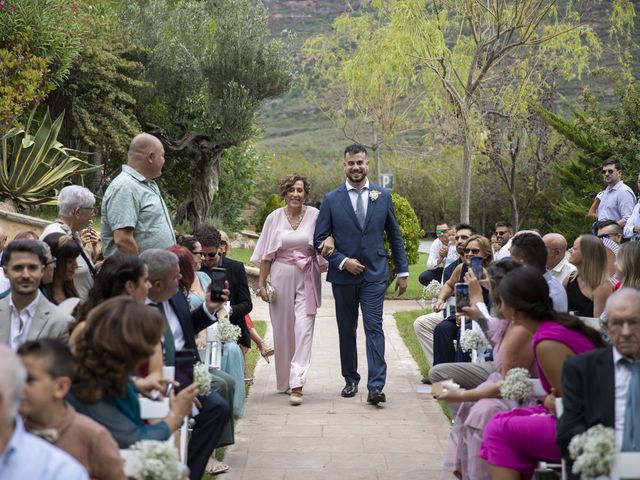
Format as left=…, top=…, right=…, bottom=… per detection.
left=623, top=202, right=640, bottom=239
left=543, top=271, right=568, bottom=313
left=613, top=347, right=632, bottom=449
left=548, top=255, right=577, bottom=285
left=494, top=238, right=512, bottom=261
left=597, top=181, right=637, bottom=223
left=9, top=292, right=40, bottom=351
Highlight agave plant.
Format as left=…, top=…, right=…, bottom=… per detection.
left=0, top=108, right=99, bottom=206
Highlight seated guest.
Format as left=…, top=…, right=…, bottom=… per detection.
left=139, top=249, right=232, bottom=479
left=565, top=234, right=612, bottom=317
left=39, top=185, right=98, bottom=301
left=42, top=233, right=82, bottom=306
left=18, top=339, right=124, bottom=480
left=492, top=221, right=513, bottom=261
left=479, top=267, right=606, bottom=480
left=419, top=221, right=455, bottom=286
left=597, top=219, right=623, bottom=244
left=67, top=298, right=198, bottom=456
left=0, top=344, right=87, bottom=478
left=542, top=233, right=576, bottom=285
left=414, top=224, right=473, bottom=376
left=432, top=234, right=492, bottom=365
left=436, top=260, right=533, bottom=480
left=509, top=232, right=568, bottom=312
left=558, top=288, right=640, bottom=479
left=0, top=240, right=72, bottom=349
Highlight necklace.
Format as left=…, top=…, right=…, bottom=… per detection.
left=285, top=206, right=306, bottom=230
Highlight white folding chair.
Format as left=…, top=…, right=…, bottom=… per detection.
left=460, top=318, right=488, bottom=363
left=614, top=452, right=640, bottom=479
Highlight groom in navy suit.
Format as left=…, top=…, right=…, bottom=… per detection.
left=314, top=144, right=409, bottom=404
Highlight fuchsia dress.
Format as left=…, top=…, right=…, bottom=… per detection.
left=479, top=321, right=598, bottom=480
left=251, top=207, right=328, bottom=392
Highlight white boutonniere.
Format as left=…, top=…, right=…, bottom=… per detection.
left=370, top=190, right=380, bottom=201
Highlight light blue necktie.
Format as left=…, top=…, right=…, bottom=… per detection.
left=355, top=189, right=365, bottom=228
left=621, top=358, right=640, bottom=451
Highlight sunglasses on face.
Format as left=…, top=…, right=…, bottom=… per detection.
left=192, top=251, right=205, bottom=257
left=495, top=230, right=509, bottom=236
left=602, top=169, right=616, bottom=174
left=464, top=248, right=481, bottom=254
left=204, top=252, right=219, bottom=259
left=436, top=229, right=447, bottom=235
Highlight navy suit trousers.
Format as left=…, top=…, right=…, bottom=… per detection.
left=332, top=280, right=387, bottom=390
left=432, top=317, right=472, bottom=365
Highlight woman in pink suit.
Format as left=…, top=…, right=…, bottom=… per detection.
left=479, top=267, right=606, bottom=480
left=251, top=175, right=329, bottom=406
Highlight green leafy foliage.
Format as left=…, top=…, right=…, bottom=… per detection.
left=0, top=47, right=50, bottom=131
left=253, top=194, right=284, bottom=231
left=384, top=193, right=423, bottom=284
left=0, top=108, right=99, bottom=206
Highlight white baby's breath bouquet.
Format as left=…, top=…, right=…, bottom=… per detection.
left=569, top=424, right=616, bottom=477
left=193, top=362, right=211, bottom=395
left=419, top=280, right=442, bottom=309
left=459, top=329, right=487, bottom=353
left=217, top=317, right=241, bottom=343
left=499, top=368, right=533, bottom=404
left=125, top=440, right=181, bottom=480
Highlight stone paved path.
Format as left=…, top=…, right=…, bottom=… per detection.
left=223, top=286, right=451, bottom=480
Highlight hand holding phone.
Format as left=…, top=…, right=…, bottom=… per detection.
left=455, top=283, right=470, bottom=310
left=174, top=350, right=195, bottom=394
left=209, top=267, right=226, bottom=302
left=470, top=257, right=484, bottom=280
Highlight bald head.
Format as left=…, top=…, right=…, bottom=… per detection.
left=127, top=133, right=165, bottom=180
left=605, top=288, right=640, bottom=359
left=543, top=233, right=567, bottom=270
left=0, top=345, right=27, bottom=420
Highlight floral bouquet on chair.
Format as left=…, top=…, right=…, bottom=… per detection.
left=499, top=368, right=533, bottom=405
left=124, top=440, right=182, bottom=480
left=194, top=362, right=212, bottom=395
left=568, top=424, right=616, bottom=478
left=459, top=329, right=487, bottom=353
left=217, top=318, right=241, bottom=343
left=419, top=280, right=441, bottom=309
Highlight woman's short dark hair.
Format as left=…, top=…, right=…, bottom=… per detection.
left=71, top=297, right=163, bottom=402
left=76, top=253, right=146, bottom=321
left=279, top=174, right=310, bottom=198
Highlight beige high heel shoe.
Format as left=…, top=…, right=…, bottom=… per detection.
left=259, top=342, right=274, bottom=363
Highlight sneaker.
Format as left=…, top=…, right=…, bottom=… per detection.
left=290, top=387, right=303, bottom=406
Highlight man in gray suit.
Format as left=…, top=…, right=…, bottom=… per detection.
left=0, top=240, right=72, bottom=349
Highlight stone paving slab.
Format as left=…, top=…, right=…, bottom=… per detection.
left=222, top=286, right=450, bottom=479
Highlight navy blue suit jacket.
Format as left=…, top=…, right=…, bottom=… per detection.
left=314, top=182, right=408, bottom=285
left=168, top=291, right=217, bottom=365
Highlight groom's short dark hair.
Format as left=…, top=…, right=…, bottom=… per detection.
left=344, top=144, right=367, bottom=157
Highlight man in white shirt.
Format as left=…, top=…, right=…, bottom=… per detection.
left=0, top=344, right=87, bottom=479
left=419, top=222, right=456, bottom=286
left=493, top=220, right=513, bottom=260
left=558, top=289, right=640, bottom=477
left=0, top=241, right=72, bottom=349
left=542, top=233, right=577, bottom=285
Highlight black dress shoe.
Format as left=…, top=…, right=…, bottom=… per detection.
left=367, top=388, right=386, bottom=404
left=341, top=382, right=358, bottom=398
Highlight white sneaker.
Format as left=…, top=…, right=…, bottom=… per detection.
left=290, top=388, right=303, bottom=405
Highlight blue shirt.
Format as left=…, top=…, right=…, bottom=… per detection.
left=623, top=202, right=640, bottom=239
left=0, top=417, right=87, bottom=480
left=596, top=180, right=637, bottom=223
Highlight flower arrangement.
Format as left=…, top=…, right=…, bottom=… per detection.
left=369, top=190, right=380, bottom=201
left=499, top=368, right=533, bottom=403
left=422, top=280, right=441, bottom=301
left=193, top=362, right=211, bottom=395
left=125, top=440, right=181, bottom=480
left=217, top=318, right=241, bottom=343
left=459, top=329, right=486, bottom=353
left=568, top=424, right=616, bottom=477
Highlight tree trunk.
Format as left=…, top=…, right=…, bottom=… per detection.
left=174, top=139, right=223, bottom=231
left=460, top=122, right=472, bottom=224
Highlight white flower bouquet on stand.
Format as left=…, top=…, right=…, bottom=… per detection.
left=568, top=424, right=616, bottom=478
left=123, top=440, right=182, bottom=480
left=459, top=329, right=487, bottom=353
left=419, top=280, right=441, bottom=309
left=193, top=362, right=211, bottom=395
left=217, top=318, right=241, bottom=343
left=499, top=368, right=533, bottom=406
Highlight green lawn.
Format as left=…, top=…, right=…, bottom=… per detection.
left=386, top=252, right=427, bottom=299
left=393, top=308, right=453, bottom=421
left=226, top=247, right=253, bottom=266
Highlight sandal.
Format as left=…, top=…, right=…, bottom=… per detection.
left=205, top=461, right=229, bottom=475
left=260, top=342, right=274, bottom=363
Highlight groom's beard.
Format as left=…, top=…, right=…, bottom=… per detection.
left=346, top=170, right=368, bottom=184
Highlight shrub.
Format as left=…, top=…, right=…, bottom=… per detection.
left=385, top=192, right=423, bottom=283
left=253, top=193, right=284, bottom=231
